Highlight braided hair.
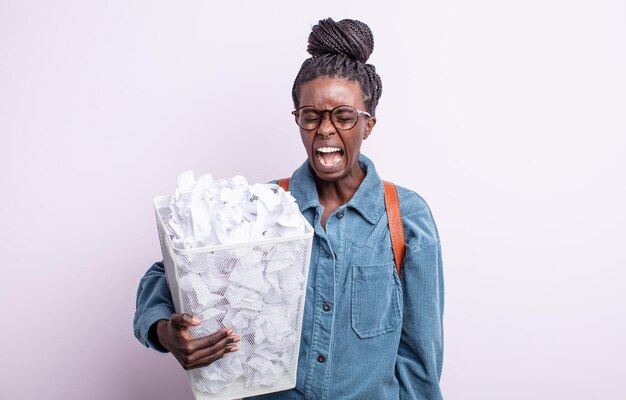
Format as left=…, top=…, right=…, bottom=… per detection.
left=292, top=18, right=383, bottom=114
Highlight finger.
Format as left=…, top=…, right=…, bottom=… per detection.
left=184, top=332, right=240, bottom=364
left=178, top=328, right=232, bottom=355
left=178, top=327, right=192, bottom=341
left=182, top=344, right=239, bottom=370
left=170, top=313, right=201, bottom=329
left=192, top=328, right=233, bottom=349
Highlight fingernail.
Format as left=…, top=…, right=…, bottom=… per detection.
left=226, top=329, right=234, bottom=335
left=222, top=353, right=229, bottom=359
left=191, top=316, right=201, bottom=324
left=231, top=336, right=240, bottom=343
left=229, top=346, right=239, bottom=352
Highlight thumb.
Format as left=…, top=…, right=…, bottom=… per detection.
left=170, top=313, right=201, bottom=329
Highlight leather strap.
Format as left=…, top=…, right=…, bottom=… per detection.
left=276, top=177, right=405, bottom=275
left=383, top=181, right=405, bottom=276
left=278, top=178, right=290, bottom=192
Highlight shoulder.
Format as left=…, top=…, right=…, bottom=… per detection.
left=394, top=185, right=433, bottom=218
left=394, top=184, right=440, bottom=253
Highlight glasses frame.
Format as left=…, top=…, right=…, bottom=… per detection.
left=292, top=105, right=372, bottom=131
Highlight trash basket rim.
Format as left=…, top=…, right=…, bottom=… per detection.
left=153, top=195, right=315, bottom=256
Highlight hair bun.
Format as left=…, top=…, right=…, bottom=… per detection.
left=307, top=18, right=374, bottom=63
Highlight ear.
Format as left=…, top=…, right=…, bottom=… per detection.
left=363, top=116, right=376, bottom=140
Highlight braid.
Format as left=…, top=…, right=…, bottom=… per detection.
left=292, top=18, right=383, bottom=114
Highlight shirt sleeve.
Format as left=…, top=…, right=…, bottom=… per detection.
left=395, top=240, right=444, bottom=399
left=133, top=261, right=176, bottom=353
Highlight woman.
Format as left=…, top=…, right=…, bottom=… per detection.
left=134, top=17, right=444, bottom=399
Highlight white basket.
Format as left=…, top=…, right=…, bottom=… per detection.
left=153, top=195, right=314, bottom=400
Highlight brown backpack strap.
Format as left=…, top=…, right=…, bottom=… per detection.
left=383, top=181, right=406, bottom=276
left=277, top=178, right=290, bottom=192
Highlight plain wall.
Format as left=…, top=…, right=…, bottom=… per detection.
left=1, top=1, right=624, bottom=399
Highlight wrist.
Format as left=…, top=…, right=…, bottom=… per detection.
left=149, top=319, right=168, bottom=349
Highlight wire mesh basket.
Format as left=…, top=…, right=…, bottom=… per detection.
left=153, top=195, right=314, bottom=400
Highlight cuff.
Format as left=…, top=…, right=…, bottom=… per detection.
left=135, top=305, right=174, bottom=353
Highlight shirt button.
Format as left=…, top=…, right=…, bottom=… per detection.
left=317, top=354, right=326, bottom=363
left=322, top=303, right=332, bottom=312
left=337, top=210, right=345, bottom=219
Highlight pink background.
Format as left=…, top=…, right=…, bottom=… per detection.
left=1, top=1, right=625, bottom=399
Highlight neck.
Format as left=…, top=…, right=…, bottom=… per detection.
left=314, top=164, right=366, bottom=206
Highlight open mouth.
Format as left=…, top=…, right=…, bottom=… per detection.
left=316, top=146, right=344, bottom=167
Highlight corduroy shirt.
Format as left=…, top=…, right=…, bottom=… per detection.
left=134, top=154, right=444, bottom=399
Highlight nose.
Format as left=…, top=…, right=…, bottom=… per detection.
left=316, top=110, right=336, bottom=140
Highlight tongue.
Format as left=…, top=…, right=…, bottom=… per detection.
left=320, top=151, right=342, bottom=166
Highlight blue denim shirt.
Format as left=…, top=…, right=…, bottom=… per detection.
left=134, top=154, right=444, bottom=399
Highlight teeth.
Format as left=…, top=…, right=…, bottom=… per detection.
left=317, top=147, right=342, bottom=153
left=316, top=147, right=343, bottom=167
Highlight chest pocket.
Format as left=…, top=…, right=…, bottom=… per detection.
left=351, top=261, right=402, bottom=338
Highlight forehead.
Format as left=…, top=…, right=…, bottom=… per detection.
left=298, top=77, right=365, bottom=109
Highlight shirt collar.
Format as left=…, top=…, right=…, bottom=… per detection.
left=288, top=153, right=384, bottom=225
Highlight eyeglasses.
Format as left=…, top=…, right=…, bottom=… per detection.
left=292, top=105, right=372, bottom=131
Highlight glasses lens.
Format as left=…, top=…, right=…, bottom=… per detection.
left=297, top=107, right=322, bottom=130
left=332, top=106, right=358, bottom=130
